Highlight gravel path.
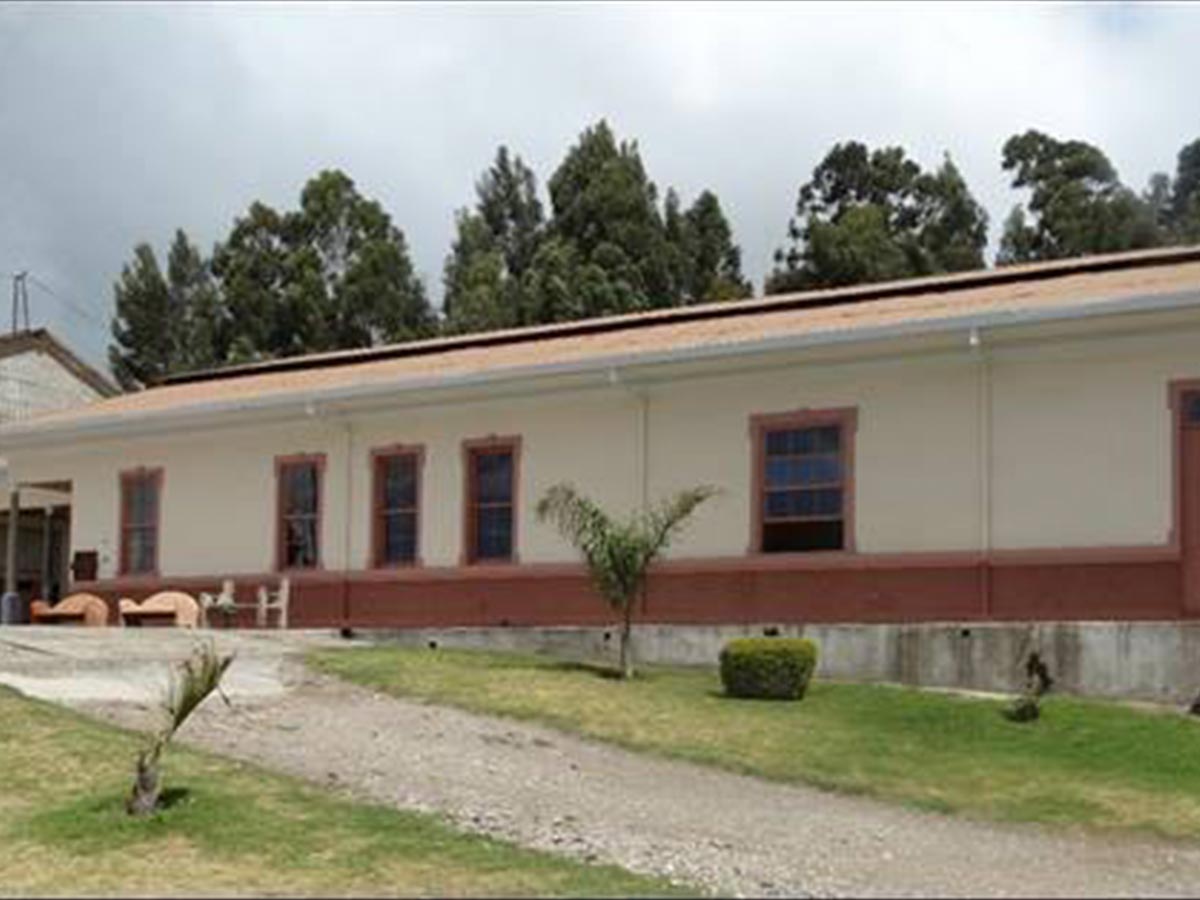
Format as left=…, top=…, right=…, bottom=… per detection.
left=79, top=659, right=1200, bottom=899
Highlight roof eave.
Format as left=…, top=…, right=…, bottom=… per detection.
left=3, top=286, right=1200, bottom=451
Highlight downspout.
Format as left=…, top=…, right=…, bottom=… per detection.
left=971, top=327, right=993, bottom=617
left=609, top=367, right=652, bottom=616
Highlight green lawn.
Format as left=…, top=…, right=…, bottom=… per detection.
left=0, top=686, right=685, bottom=897
left=310, top=646, right=1200, bottom=841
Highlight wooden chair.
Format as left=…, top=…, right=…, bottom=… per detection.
left=30, top=593, right=110, bottom=627
left=119, top=591, right=200, bottom=628
left=256, top=577, right=290, bottom=629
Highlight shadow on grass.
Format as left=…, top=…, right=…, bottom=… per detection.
left=703, top=688, right=806, bottom=703
left=547, top=660, right=626, bottom=680
left=158, top=787, right=192, bottom=810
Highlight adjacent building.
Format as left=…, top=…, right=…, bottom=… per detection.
left=2, top=248, right=1199, bottom=628
left=0, top=329, right=118, bottom=603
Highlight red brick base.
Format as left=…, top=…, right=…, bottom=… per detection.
left=75, top=548, right=1185, bottom=628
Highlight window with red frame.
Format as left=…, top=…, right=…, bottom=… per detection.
left=278, top=458, right=322, bottom=569
left=373, top=450, right=420, bottom=566
left=758, top=422, right=847, bottom=552
left=1186, top=391, right=1200, bottom=427
left=466, top=445, right=516, bottom=562
left=120, top=470, right=160, bottom=575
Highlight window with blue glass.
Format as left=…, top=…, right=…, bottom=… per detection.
left=759, top=422, right=846, bottom=552
left=467, top=445, right=516, bottom=562
left=373, top=450, right=420, bottom=566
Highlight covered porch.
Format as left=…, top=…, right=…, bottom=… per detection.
left=0, top=467, right=72, bottom=622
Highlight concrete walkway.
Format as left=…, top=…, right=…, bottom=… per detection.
left=4, top=627, right=1200, bottom=898
left=0, top=625, right=346, bottom=703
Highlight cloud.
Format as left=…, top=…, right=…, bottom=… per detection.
left=1, top=1, right=1197, bottom=370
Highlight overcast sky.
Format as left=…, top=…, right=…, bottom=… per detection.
left=1, top=1, right=1197, bottom=372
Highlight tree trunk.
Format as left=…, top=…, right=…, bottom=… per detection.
left=127, top=747, right=162, bottom=816
left=619, top=602, right=634, bottom=680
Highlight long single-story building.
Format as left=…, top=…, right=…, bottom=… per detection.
left=3, top=247, right=1200, bottom=628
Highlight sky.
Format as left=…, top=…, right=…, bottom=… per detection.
left=1, top=1, right=1198, bottom=373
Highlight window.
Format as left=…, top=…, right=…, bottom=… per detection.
left=120, top=468, right=161, bottom=575
left=372, top=447, right=422, bottom=567
left=276, top=455, right=323, bottom=570
left=1186, top=391, right=1200, bottom=427
left=464, top=438, right=519, bottom=563
left=752, top=409, right=855, bottom=553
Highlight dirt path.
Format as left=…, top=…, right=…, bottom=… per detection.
left=80, top=659, right=1200, bottom=899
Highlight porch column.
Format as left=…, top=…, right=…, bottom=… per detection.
left=40, top=506, right=53, bottom=600
left=4, top=490, right=18, bottom=597
left=2, top=490, right=18, bottom=623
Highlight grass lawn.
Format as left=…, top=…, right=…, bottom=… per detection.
left=310, top=646, right=1200, bottom=841
left=0, top=686, right=685, bottom=897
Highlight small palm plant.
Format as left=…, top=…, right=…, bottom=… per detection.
left=127, top=641, right=234, bottom=816
left=537, top=483, right=716, bottom=679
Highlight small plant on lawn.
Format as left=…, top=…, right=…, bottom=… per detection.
left=536, top=482, right=716, bottom=679
left=719, top=637, right=819, bottom=700
left=127, top=641, right=234, bottom=816
left=1004, top=650, right=1054, bottom=723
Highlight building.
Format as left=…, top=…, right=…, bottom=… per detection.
left=0, top=329, right=118, bottom=604
left=2, top=248, right=1199, bottom=628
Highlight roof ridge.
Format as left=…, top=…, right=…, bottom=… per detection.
left=162, top=244, right=1200, bottom=387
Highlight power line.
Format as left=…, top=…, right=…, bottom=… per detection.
left=25, top=274, right=107, bottom=329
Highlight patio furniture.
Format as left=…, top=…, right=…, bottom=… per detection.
left=198, top=579, right=237, bottom=628
left=196, top=577, right=289, bottom=629
left=118, top=591, right=200, bottom=628
left=30, top=592, right=110, bottom=627
left=256, top=577, right=290, bottom=629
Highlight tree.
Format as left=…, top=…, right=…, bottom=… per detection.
left=443, top=147, right=545, bottom=334
left=211, top=170, right=434, bottom=362
left=667, top=189, right=752, bottom=304
left=767, top=142, right=987, bottom=293
left=166, top=229, right=225, bottom=372
left=109, top=244, right=172, bottom=389
left=541, top=120, right=675, bottom=316
left=997, top=129, right=1162, bottom=264
left=128, top=642, right=233, bottom=816
left=536, top=483, right=716, bottom=679
left=210, top=201, right=295, bottom=362
left=1167, top=138, right=1200, bottom=242
left=293, top=170, right=433, bottom=349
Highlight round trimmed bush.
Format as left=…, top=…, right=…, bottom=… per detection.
left=719, top=637, right=818, bottom=700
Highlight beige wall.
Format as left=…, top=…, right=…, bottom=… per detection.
left=990, top=329, right=1198, bottom=549
left=8, top=318, right=1200, bottom=578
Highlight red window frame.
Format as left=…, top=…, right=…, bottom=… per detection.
left=119, top=467, right=162, bottom=576
left=370, top=444, right=424, bottom=568
left=462, top=435, right=521, bottom=565
left=274, top=454, right=325, bottom=572
left=749, top=407, right=857, bottom=554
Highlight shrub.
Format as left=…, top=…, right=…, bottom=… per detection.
left=719, top=637, right=818, bottom=700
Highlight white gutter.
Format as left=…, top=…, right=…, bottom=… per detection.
left=3, top=286, right=1200, bottom=450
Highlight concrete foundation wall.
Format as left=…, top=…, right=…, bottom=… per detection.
left=363, top=620, right=1200, bottom=704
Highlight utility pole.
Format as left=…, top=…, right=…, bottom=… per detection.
left=10, top=271, right=29, bottom=333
